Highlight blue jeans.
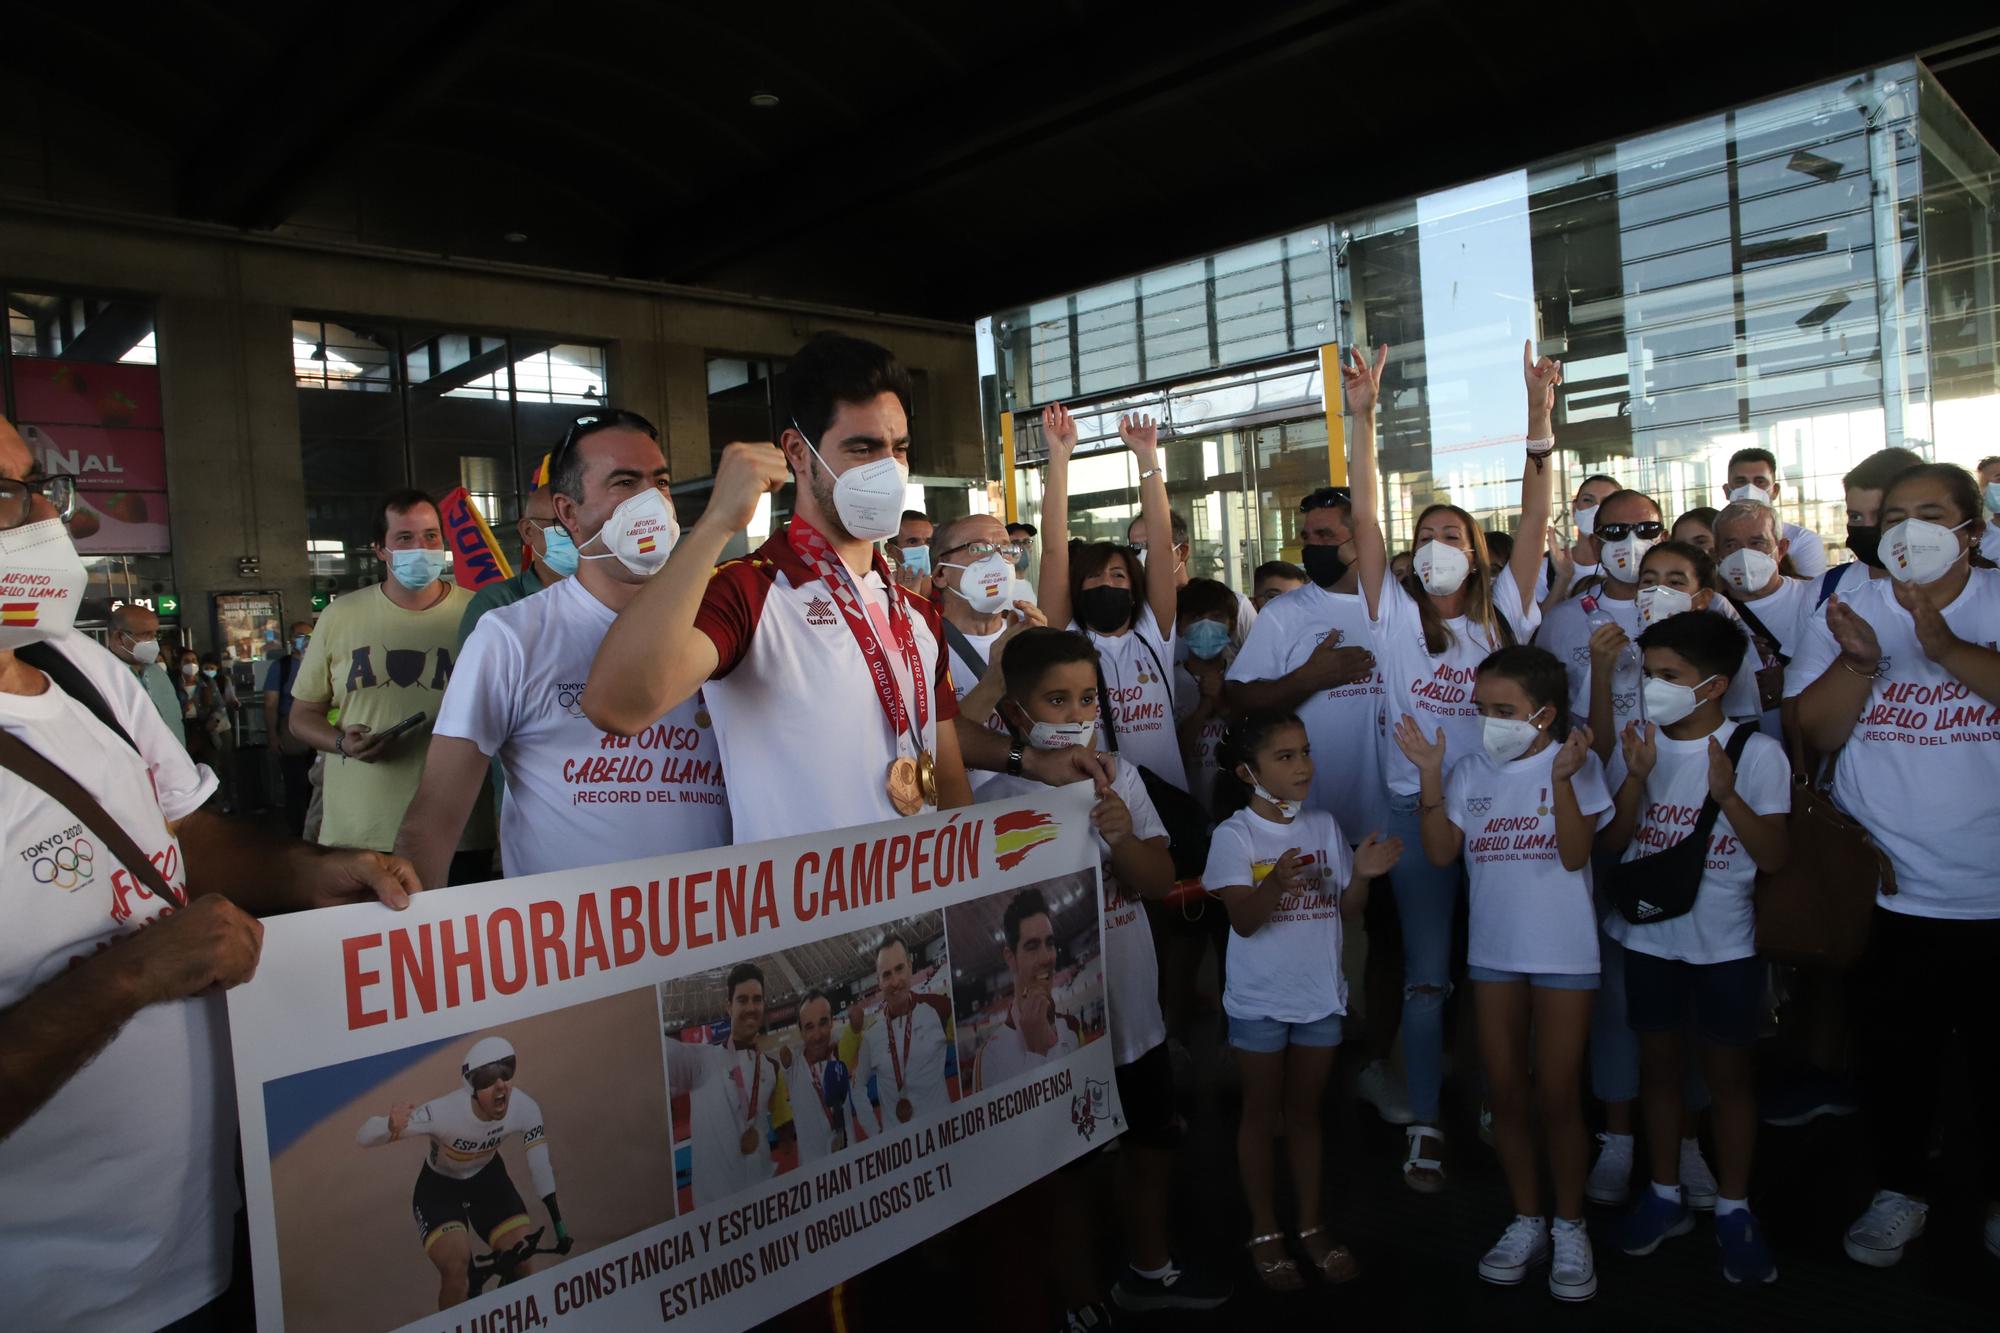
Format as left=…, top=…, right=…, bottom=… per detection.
left=1386, top=794, right=1464, bottom=1124
left=1591, top=930, right=1710, bottom=1109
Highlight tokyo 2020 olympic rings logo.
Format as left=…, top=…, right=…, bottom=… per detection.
left=33, top=838, right=96, bottom=892
left=554, top=682, right=587, bottom=719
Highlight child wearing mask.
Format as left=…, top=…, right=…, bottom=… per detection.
left=1598, top=611, right=1789, bottom=1284
left=1206, top=709, right=1401, bottom=1291
left=1174, top=577, right=1241, bottom=812
left=976, top=627, right=1229, bottom=1315
left=1393, top=645, right=1612, bottom=1301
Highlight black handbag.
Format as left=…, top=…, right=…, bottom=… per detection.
left=1605, top=723, right=1756, bottom=926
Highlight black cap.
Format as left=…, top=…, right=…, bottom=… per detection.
left=1006, top=521, right=1038, bottom=537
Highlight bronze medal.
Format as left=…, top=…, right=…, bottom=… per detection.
left=896, top=1097, right=914, bottom=1124
left=886, top=757, right=923, bottom=816
left=739, top=1126, right=758, bottom=1155
left=916, top=749, right=938, bottom=805
left=695, top=708, right=711, bottom=728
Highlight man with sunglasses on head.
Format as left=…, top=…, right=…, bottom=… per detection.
left=583, top=332, right=1108, bottom=844
left=928, top=512, right=1047, bottom=789
left=396, top=411, right=728, bottom=886
left=0, top=414, right=420, bottom=1330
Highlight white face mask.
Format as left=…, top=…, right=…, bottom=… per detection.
left=1249, top=777, right=1302, bottom=821
left=942, top=552, right=1014, bottom=615
left=1026, top=718, right=1094, bottom=750
left=1413, top=539, right=1470, bottom=596
left=0, top=518, right=87, bottom=650
left=580, top=487, right=679, bottom=577
left=796, top=420, right=907, bottom=542
left=181, top=661, right=198, bottom=677
left=1718, top=547, right=1778, bottom=594
left=1641, top=673, right=1719, bottom=727
left=1573, top=502, right=1598, bottom=537
left=126, top=636, right=161, bottom=666
left=1480, top=709, right=1547, bottom=764
left=1636, top=584, right=1693, bottom=626
left=1599, top=533, right=1657, bottom=583
left=1879, top=517, right=1971, bottom=585
left=1727, top=483, right=1775, bottom=506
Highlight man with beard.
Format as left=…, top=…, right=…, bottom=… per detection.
left=779, top=991, right=866, bottom=1164
left=850, top=934, right=955, bottom=1124
left=663, top=962, right=792, bottom=1207
left=972, top=887, right=1083, bottom=1090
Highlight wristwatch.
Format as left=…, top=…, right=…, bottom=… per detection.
left=1007, top=743, right=1025, bottom=776
left=1138, top=466, right=1163, bottom=482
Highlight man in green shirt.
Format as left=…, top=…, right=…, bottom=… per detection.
left=107, top=602, right=184, bottom=746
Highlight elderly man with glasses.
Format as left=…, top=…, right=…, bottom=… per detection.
left=926, top=513, right=1047, bottom=788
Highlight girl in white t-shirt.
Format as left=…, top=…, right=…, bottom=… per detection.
left=1204, top=709, right=1401, bottom=1292
left=1036, top=403, right=1189, bottom=791
left=1343, top=340, right=1560, bottom=1191
left=1393, top=645, right=1613, bottom=1302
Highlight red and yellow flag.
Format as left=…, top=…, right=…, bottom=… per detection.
left=1, top=602, right=38, bottom=627
left=437, top=488, right=514, bottom=592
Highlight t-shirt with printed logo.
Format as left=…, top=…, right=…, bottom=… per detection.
left=1228, top=583, right=1388, bottom=837
left=1605, top=721, right=1791, bottom=963
left=0, top=632, right=227, bottom=1331
left=437, top=576, right=729, bottom=877
left=694, top=525, right=960, bottom=845
left=1172, top=660, right=1229, bottom=815
left=1445, top=742, right=1614, bottom=975
left=1783, top=566, right=2000, bottom=919
left=1077, top=605, right=1188, bottom=792
left=1202, top=806, right=1354, bottom=1025
left=1371, top=573, right=1540, bottom=799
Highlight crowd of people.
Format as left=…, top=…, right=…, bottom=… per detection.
left=3, top=321, right=1998, bottom=1329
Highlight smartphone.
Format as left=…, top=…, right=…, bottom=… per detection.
left=371, top=711, right=429, bottom=746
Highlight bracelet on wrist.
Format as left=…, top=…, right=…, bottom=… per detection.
left=1840, top=655, right=1886, bottom=680
left=1524, top=435, right=1555, bottom=456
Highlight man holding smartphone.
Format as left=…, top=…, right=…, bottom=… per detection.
left=289, top=489, right=497, bottom=883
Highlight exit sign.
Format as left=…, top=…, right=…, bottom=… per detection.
left=156, top=594, right=180, bottom=615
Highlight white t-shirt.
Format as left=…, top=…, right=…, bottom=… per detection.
left=1604, top=722, right=1791, bottom=963
left=664, top=1040, right=785, bottom=1208
left=1535, top=593, right=1762, bottom=732
left=1227, top=583, right=1388, bottom=837
left=356, top=1086, right=557, bottom=1198
left=1081, top=605, right=1188, bottom=791
left=1371, top=572, right=1540, bottom=799
left=942, top=620, right=1008, bottom=793
left=1784, top=522, right=1828, bottom=578
left=438, top=577, right=730, bottom=875
left=984, top=760, right=1168, bottom=1065
left=1445, top=743, right=1614, bottom=975
left=696, top=528, right=959, bottom=845
left=782, top=1052, right=867, bottom=1165
left=854, top=996, right=954, bottom=1120
left=1980, top=522, right=2000, bottom=564
left=0, top=632, right=228, bottom=1332
left=1172, top=660, right=1229, bottom=815
left=1202, top=807, right=1354, bottom=1024
left=976, top=1010, right=1080, bottom=1090
left=1783, top=567, right=2000, bottom=919
left=1729, top=576, right=1816, bottom=736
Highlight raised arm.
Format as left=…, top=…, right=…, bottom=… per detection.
left=1342, top=345, right=1391, bottom=617
left=1123, top=413, right=1177, bottom=635
left=1036, top=404, right=1077, bottom=627
left=1510, top=341, right=1561, bottom=613
left=583, top=443, right=789, bottom=735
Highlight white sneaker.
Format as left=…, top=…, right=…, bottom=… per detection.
left=1586, top=1132, right=1634, bottom=1206
left=1549, top=1221, right=1598, bottom=1302
left=1843, top=1189, right=1928, bottom=1267
left=1679, top=1137, right=1718, bottom=1211
left=1477, top=1216, right=1549, bottom=1286
left=1355, top=1059, right=1415, bottom=1126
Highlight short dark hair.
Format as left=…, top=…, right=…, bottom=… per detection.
left=875, top=932, right=912, bottom=966
left=1213, top=709, right=1306, bottom=821
left=1843, top=446, right=1925, bottom=494
left=782, top=331, right=914, bottom=442
left=1642, top=538, right=1720, bottom=592
left=1727, top=448, right=1778, bottom=475
left=1068, top=542, right=1142, bottom=631
left=376, top=488, right=440, bottom=548
left=1007, top=522, right=1038, bottom=538
left=1884, top=461, right=1983, bottom=531
left=726, top=961, right=764, bottom=1000
left=1128, top=509, right=1190, bottom=544
left=1475, top=645, right=1572, bottom=740
left=1177, top=576, right=1236, bottom=623
left=549, top=408, right=660, bottom=507
left=1002, top=886, right=1052, bottom=952
left=999, top=627, right=1098, bottom=703
left=1598, top=488, right=1662, bottom=519
left=1637, top=608, right=1748, bottom=681
left=1978, top=456, right=2000, bottom=472
left=1484, top=530, right=1514, bottom=565
left=1254, top=560, right=1306, bottom=585
left=1672, top=506, right=1718, bottom=535
left=900, top=509, right=930, bottom=526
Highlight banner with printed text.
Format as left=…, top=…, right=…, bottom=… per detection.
left=229, top=784, right=1116, bottom=1332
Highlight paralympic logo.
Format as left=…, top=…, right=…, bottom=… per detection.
left=33, top=838, right=97, bottom=892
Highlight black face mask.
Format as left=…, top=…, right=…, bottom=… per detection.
left=1075, top=585, right=1134, bottom=634
left=1301, top=544, right=1350, bottom=588
left=1846, top=524, right=1884, bottom=570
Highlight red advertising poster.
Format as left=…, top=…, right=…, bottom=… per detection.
left=17, top=422, right=168, bottom=491
left=9, top=359, right=164, bottom=428
left=10, top=361, right=171, bottom=554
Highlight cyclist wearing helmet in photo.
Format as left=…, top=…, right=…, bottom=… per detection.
left=356, top=1035, right=568, bottom=1310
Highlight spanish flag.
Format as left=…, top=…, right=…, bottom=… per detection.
left=1, top=602, right=38, bottom=627
left=993, top=809, right=1059, bottom=870
left=636, top=534, right=657, bottom=554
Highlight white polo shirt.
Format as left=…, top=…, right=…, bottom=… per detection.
left=664, top=1039, right=787, bottom=1208
left=696, top=526, right=960, bottom=845
left=853, top=994, right=955, bottom=1122
left=438, top=577, right=730, bottom=875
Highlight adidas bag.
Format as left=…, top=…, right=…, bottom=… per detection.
left=1605, top=724, right=1756, bottom=927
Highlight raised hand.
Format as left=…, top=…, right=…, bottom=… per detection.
left=1016, top=989, right=1058, bottom=1054
left=707, top=441, right=791, bottom=533
left=1588, top=621, right=1631, bottom=672
left=1118, top=412, right=1161, bottom=462
left=1090, top=787, right=1134, bottom=848
left=1706, top=736, right=1738, bottom=802
left=1353, top=831, right=1404, bottom=878
left=1551, top=724, right=1593, bottom=781
left=1619, top=719, right=1658, bottom=781
left=1824, top=595, right=1883, bottom=668
left=1523, top=339, right=1563, bottom=417
left=1342, top=343, right=1388, bottom=417
left=1890, top=577, right=1961, bottom=663
left=1391, top=713, right=1447, bottom=775
left=1545, top=527, right=1573, bottom=583
left=1041, top=403, right=1079, bottom=461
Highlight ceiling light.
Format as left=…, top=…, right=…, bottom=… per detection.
left=502, top=231, right=528, bottom=244
left=749, top=92, right=780, bottom=109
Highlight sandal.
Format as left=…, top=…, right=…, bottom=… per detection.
left=1403, top=1124, right=1447, bottom=1194
left=1245, top=1231, right=1303, bottom=1292
left=1296, top=1225, right=1362, bottom=1283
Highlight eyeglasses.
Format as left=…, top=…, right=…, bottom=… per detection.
left=943, top=540, right=1026, bottom=563
left=1300, top=486, right=1351, bottom=513
left=467, top=1056, right=516, bottom=1091
left=544, top=409, right=660, bottom=488
left=0, top=474, right=78, bottom=530
left=1596, top=520, right=1665, bottom=542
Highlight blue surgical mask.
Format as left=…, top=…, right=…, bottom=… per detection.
left=388, top=547, right=449, bottom=591
left=292, top=635, right=310, bottom=654
left=540, top=524, right=580, bottom=577
left=1184, top=619, right=1231, bottom=660
left=1985, top=482, right=2000, bottom=516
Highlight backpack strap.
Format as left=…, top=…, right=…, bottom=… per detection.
left=1816, top=565, right=1846, bottom=609
left=940, top=620, right=987, bottom=681
left=1687, top=722, right=1759, bottom=848
left=0, top=728, right=183, bottom=907
left=15, top=640, right=139, bottom=753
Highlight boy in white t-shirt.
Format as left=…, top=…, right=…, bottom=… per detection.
left=977, top=628, right=1228, bottom=1315
left=1598, top=611, right=1788, bottom=1284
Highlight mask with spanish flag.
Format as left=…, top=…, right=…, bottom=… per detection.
left=0, top=518, right=87, bottom=650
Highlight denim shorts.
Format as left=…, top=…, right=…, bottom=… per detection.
left=1624, top=950, right=1762, bottom=1047
left=1228, top=1010, right=1344, bottom=1053
left=1466, top=965, right=1601, bottom=991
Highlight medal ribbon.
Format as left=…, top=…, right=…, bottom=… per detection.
left=788, top=519, right=931, bottom=759
left=727, top=1042, right=763, bottom=1129
left=807, top=1059, right=840, bottom=1130
left=885, top=1010, right=915, bottom=1092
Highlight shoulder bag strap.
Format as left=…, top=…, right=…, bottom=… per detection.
left=15, top=640, right=140, bottom=753
left=1091, top=654, right=1121, bottom=754
left=0, top=729, right=184, bottom=907
left=1816, top=565, right=1845, bottom=608
left=940, top=620, right=987, bottom=680
left=1731, top=598, right=1790, bottom=665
